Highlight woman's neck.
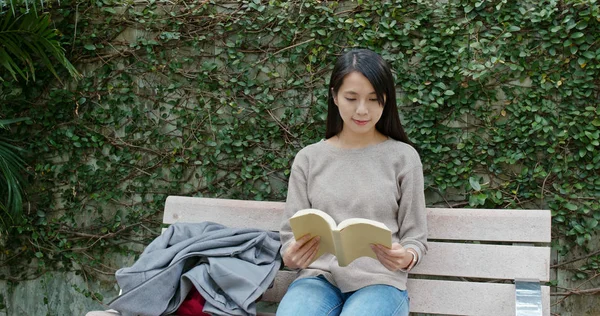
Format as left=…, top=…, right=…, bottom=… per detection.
left=331, top=130, right=388, bottom=149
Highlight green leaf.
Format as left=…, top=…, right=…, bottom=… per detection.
left=570, top=32, right=584, bottom=39
left=583, top=51, right=595, bottom=59
left=585, top=219, right=598, bottom=229
left=571, top=46, right=578, bottom=54
left=469, top=176, right=481, bottom=191
left=576, top=21, right=588, bottom=30
left=565, top=203, right=578, bottom=211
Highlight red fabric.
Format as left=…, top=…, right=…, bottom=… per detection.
left=176, top=287, right=211, bottom=316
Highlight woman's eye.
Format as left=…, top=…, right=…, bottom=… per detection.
left=369, top=99, right=378, bottom=102
left=345, top=98, right=356, bottom=101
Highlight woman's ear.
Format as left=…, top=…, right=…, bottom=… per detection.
left=332, top=89, right=338, bottom=106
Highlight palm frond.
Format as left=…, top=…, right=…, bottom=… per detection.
left=0, top=10, right=80, bottom=82
left=0, top=118, right=28, bottom=224
left=0, top=139, right=26, bottom=219
left=0, top=117, right=29, bottom=128
left=1, top=0, right=43, bottom=16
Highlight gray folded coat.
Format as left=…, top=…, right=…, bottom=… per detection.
left=108, top=222, right=282, bottom=316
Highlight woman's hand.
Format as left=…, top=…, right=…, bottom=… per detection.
left=370, top=243, right=416, bottom=272
left=282, top=234, right=320, bottom=269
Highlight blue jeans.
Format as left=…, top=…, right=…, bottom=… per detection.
left=276, top=276, right=409, bottom=316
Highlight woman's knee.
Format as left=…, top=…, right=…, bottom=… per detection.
left=341, top=285, right=409, bottom=316
left=276, top=276, right=344, bottom=316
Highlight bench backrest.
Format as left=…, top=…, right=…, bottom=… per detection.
left=164, top=196, right=551, bottom=315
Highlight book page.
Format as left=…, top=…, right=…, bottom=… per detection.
left=289, top=209, right=337, bottom=261
left=337, top=220, right=392, bottom=266
left=337, top=217, right=390, bottom=232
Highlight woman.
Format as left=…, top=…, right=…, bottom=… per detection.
left=277, top=49, right=428, bottom=316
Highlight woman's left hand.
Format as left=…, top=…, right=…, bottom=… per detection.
left=370, top=243, right=414, bottom=272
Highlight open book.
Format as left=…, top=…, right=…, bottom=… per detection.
left=289, top=209, right=392, bottom=267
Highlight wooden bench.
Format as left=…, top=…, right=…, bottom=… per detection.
left=163, top=195, right=551, bottom=316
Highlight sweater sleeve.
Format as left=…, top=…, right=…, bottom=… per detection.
left=279, top=151, right=311, bottom=257
left=397, top=164, right=428, bottom=266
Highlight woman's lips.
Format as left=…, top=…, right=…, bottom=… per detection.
left=353, top=119, right=369, bottom=126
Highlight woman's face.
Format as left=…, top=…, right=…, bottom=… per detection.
left=333, top=72, right=385, bottom=137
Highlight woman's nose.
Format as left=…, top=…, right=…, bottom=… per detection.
left=356, top=101, right=368, bottom=115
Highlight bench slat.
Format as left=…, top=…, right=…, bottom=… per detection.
left=165, top=196, right=551, bottom=242
left=164, top=196, right=284, bottom=231
left=412, top=242, right=551, bottom=281
left=428, top=208, right=551, bottom=243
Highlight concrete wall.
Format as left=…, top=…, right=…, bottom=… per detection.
left=0, top=272, right=117, bottom=316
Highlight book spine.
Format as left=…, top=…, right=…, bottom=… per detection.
left=332, top=230, right=347, bottom=267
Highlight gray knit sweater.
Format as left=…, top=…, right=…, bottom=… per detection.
left=280, top=138, right=428, bottom=292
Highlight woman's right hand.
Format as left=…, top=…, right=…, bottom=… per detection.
left=282, top=234, right=321, bottom=269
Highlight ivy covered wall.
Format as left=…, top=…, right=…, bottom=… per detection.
left=1, top=0, right=599, bottom=314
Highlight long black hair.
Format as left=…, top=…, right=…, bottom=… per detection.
left=325, top=49, right=413, bottom=147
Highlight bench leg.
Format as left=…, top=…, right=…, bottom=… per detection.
left=515, top=279, right=543, bottom=316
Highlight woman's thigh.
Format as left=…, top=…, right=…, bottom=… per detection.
left=276, top=276, right=344, bottom=316
left=340, top=285, right=409, bottom=316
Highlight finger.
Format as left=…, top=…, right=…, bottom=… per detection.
left=298, top=237, right=319, bottom=269
left=391, top=243, right=405, bottom=250
left=373, top=250, right=397, bottom=271
left=378, top=253, right=395, bottom=266
left=284, top=239, right=306, bottom=267
left=288, top=235, right=311, bottom=255
left=304, top=243, right=321, bottom=268
left=298, top=237, right=320, bottom=264
left=293, top=234, right=312, bottom=248
left=300, top=235, right=320, bottom=251
left=371, top=244, right=390, bottom=264
left=376, top=244, right=406, bottom=259
left=299, top=243, right=320, bottom=268
left=372, top=244, right=394, bottom=260
left=372, top=245, right=404, bottom=271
